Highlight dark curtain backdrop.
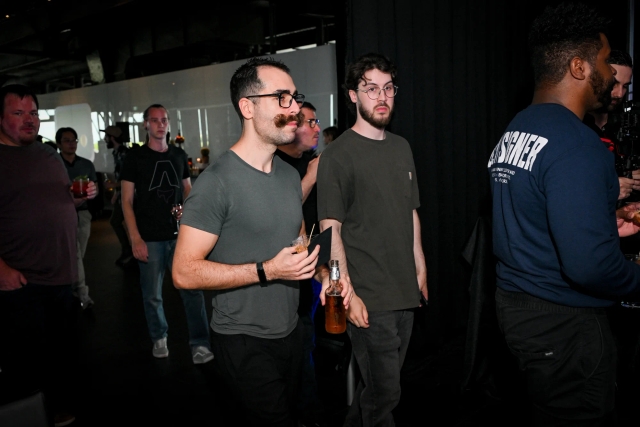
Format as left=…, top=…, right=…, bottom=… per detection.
left=336, top=0, right=631, bottom=345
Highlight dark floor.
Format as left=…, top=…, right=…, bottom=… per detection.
left=68, top=214, right=640, bottom=426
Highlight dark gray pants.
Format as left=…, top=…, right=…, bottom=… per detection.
left=344, top=309, right=414, bottom=427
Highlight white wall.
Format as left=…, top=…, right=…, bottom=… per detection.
left=38, top=44, right=339, bottom=173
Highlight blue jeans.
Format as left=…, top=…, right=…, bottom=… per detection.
left=138, top=240, right=210, bottom=348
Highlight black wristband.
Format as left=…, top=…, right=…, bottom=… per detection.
left=256, top=262, right=267, bottom=286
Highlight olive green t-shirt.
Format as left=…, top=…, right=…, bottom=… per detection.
left=317, top=129, right=421, bottom=311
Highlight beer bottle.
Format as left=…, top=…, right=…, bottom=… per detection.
left=325, top=260, right=346, bottom=334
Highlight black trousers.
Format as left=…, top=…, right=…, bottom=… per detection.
left=496, top=288, right=617, bottom=426
left=0, top=284, right=77, bottom=415
left=109, top=197, right=131, bottom=256
left=211, top=319, right=303, bottom=427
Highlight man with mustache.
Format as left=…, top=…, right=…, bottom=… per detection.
left=172, top=57, right=347, bottom=426
left=0, top=84, right=96, bottom=426
left=120, top=104, right=213, bottom=365
left=583, top=50, right=636, bottom=200
left=275, top=101, right=326, bottom=426
left=316, top=53, right=428, bottom=427
left=488, top=3, right=640, bottom=425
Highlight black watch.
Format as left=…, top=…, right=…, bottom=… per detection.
left=256, top=262, right=267, bottom=286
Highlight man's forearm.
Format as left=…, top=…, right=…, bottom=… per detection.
left=121, top=200, right=141, bottom=242
left=174, top=259, right=265, bottom=290
left=121, top=183, right=142, bottom=242
left=320, top=219, right=349, bottom=277
left=301, top=175, right=315, bottom=204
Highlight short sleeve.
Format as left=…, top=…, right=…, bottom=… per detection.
left=181, top=172, right=227, bottom=236
left=119, top=149, right=137, bottom=183
left=316, top=153, right=352, bottom=223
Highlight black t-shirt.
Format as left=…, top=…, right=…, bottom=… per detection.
left=274, top=149, right=318, bottom=234
left=274, top=148, right=318, bottom=315
left=120, top=145, right=189, bottom=242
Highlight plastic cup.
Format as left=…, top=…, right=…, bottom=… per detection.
left=292, top=235, right=312, bottom=254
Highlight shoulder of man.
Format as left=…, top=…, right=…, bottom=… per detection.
left=384, top=130, right=409, bottom=144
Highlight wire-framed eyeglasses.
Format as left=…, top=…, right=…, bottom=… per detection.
left=245, top=92, right=305, bottom=108
left=357, top=85, right=398, bottom=100
left=305, top=118, right=320, bottom=128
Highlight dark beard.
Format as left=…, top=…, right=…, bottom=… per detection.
left=590, top=67, right=615, bottom=110
left=358, top=101, right=393, bottom=129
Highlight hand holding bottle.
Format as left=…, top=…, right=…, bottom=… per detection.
left=325, top=260, right=347, bottom=334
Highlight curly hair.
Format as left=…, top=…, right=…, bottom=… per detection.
left=229, top=56, right=291, bottom=124
left=528, top=2, right=610, bottom=87
left=343, top=53, right=397, bottom=116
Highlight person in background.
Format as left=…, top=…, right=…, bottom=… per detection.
left=322, top=126, right=339, bottom=147
left=120, top=104, right=213, bottom=364
left=583, top=49, right=637, bottom=201
left=56, top=126, right=98, bottom=310
left=275, top=101, right=326, bottom=426
left=0, top=83, right=96, bottom=427
left=198, top=147, right=210, bottom=172
left=101, top=125, right=134, bottom=268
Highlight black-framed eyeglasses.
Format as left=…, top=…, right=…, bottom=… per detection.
left=305, top=118, right=320, bottom=128
left=245, top=92, right=305, bottom=108
left=357, top=85, right=398, bottom=100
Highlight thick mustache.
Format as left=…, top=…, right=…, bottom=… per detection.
left=274, top=111, right=304, bottom=128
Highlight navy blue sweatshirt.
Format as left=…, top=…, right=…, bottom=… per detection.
left=488, top=103, right=640, bottom=307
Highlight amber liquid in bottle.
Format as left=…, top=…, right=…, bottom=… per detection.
left=325, top=260, right=346, bottom=334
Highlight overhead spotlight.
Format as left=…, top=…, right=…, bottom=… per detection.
left=61, top=28, right=71, bottom=33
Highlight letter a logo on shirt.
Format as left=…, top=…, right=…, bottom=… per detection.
left=149, top=160, right=180, bottom=202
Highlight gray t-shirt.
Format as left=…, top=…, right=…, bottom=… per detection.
left=181, top=150, right=304, bottom=339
